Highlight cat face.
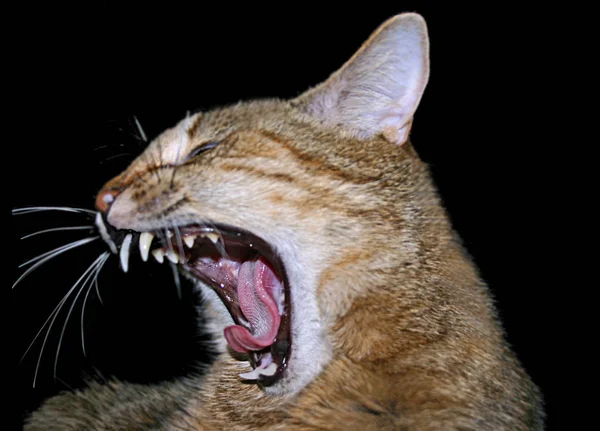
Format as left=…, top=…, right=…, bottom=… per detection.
left=95, top=13, right=430, bottom=395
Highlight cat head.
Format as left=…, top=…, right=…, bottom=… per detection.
left=95, top=13, right=430, bottom=395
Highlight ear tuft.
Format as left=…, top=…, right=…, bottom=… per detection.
left=296, top=13, right=430, bottom=145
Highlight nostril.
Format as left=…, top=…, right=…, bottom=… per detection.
left=95, top=188, right=121, bottom=213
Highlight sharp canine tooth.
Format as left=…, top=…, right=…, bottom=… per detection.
left=239, top=368, right=261, bottom=380
left=166, top=230, right=174, bottom=238
left=239, top=362, right=278, bottom=380
left=120, top=233, right=133, bottom=273
left=183, top=235, right=196, bottom=248
left=166, top=249, right=179, bottom=264
left=259, top=363, right=278, bottom=377
left=206, top=232, right=219, bottom=244
left=139, top=232, right=154, bottom=262
left=152, top=249, right=165, bottom=263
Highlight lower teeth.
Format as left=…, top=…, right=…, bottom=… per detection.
left=239, top=362, right=278, bottom=380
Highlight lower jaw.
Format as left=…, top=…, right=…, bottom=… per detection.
left=194, top=281, right=291, bottom=387
left=178, top=227, right=292, bottom=386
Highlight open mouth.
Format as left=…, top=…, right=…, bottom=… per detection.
left=95, top=214, right=291, bottom=386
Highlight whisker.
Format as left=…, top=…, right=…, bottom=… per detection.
left=170, top=130, right=186, bottom=188
left=54, top=255, right=107, bottom=376
left=214, top=237, right=228, bottom=259
left=100, top=153, right=133, bottom=164
left=93, top=143, right=125, bottom=152
left=12, top=237, right=99, bottom=289
left=25, top=253, right=106, bottom=387
left=18, top=237, right=98, bottom=268
left=93, top=261, right=104, bottom=306
left=164, top=227, right=182, bottom=300
left=54, top=251, right=110, bottom=378
left=169, top=262, right=182, bottom=300
left=54, top=376, right=75, bottom=391
left=81, top=253, right=110, bottom=356
left=170, top=165, right=178, bottom=189
left=44, top=255, right=109, bottom=387
left=133, top=115, right=148, bottom=142
left=156, top=142, right=166, bottom=184
left=173, top=225, right=185, bottom=261
left=207, top=223, right=228, bottom=259
left=21, top=225, right=94, bottom=240
left=12, top=206, right=96, bottom=216
left=20, top=300, right=63, bottom=366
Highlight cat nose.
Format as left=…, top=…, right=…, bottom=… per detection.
left=95, top=188, right=121, bottom=213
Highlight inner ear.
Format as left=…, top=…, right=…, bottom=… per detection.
left=295, top=13, right=430, bottom=145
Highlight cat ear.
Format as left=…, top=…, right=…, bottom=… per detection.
left=295, top=13, right=429, bottom=145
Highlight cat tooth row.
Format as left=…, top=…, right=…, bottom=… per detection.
left=146, top=231, right=221, bottom=263
left=117, top=230, right=220, bottom=272
left=150, top=245, right=189, bottom=265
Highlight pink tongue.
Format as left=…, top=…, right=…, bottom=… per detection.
left=224, top=257, right=281, bottom=353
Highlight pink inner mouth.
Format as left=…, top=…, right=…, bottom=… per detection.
left=141, top=225, right=291, bottom=384
left=224, top=257, right=282, bottom=353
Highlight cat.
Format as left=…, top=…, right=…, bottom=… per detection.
left=23, top=13, right=543, bottom=430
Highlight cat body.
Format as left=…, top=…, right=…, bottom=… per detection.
left=25, top=14, right=543, bottom=430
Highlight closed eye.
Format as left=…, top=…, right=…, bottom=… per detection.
left=187, top=141, right=221, bottom=160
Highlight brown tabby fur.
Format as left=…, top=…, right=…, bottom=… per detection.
left=25, top=14, right=543, bottom=430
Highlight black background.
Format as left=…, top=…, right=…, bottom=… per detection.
left=10, top=3, right=560, bottom=430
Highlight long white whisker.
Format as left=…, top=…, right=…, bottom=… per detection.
left=93, top=261, right=104, bottom=306
left=93, top=143, right=125, bottom=152
left=133, top=115, right=148, bottom=142
left=20, top=299, right=64, bottom=365
left=54, top=376, right=75, bottom=391
left=21, top=226, right=94, bottom=240
left=28, top=253, right=105, bottom=387
left=12, top=206, right=96, bottom=215
left=12, top=237, right=99, bottom=289
left=18, top=237, right=98, bottom=269
left=173, top=225, right=185, bottom=261
left=54, top=254, right=109, bottom=379
left=156, top=142, right=166, bottom=183
left=81, top=253, right=110, bottom=357
left=207, top=223, right=228, bottom=259
left=164, top=227, right=182, bottom=300
left=168, top=261, right=182, bottom=300
left=170, top=129, right=186, bottom=187
left=99, top=153, right=133, bottom=164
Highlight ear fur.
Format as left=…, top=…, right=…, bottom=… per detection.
left=296, top=13, right=430, bottom=145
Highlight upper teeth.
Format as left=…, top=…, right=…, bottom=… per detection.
left=151, top=248, right=165, bottom=263
left=139, top=232, right=154, bottom=262
left=119, top=233, right=133, bottom=273
left=206, top=232, right=219, bottom=244
left=165, top=249, right=180, bottom=264
left=183, top=235, right=196, bottom=248
left=112, top=228, right=222, bottom=272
